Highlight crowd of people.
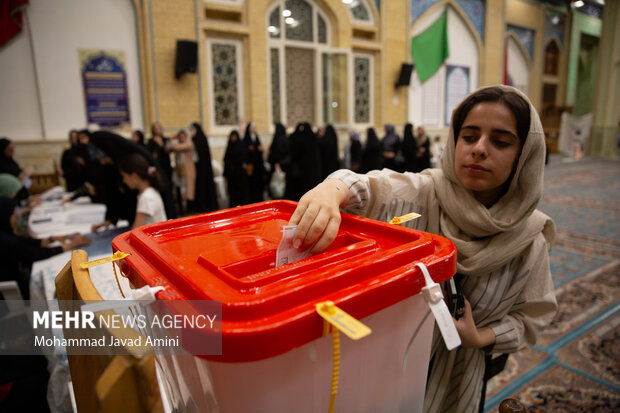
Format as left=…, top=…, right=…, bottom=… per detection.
left=0, top=120, right=446, bottom=300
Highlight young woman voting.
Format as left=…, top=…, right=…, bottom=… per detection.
left=288, top=85, right=557, bottom=413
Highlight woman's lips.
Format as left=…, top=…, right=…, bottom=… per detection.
left=465, top=164, right=488, bottom=173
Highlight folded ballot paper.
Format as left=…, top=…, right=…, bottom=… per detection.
left=275, top=225, right=316, bottom=267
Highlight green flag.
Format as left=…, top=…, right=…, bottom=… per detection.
left=411, top=10, right=449, bottom=83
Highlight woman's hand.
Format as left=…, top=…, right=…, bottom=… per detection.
left=92, top=220, right=111, bottom=233
left=454, top=298, right=496, bottom=348
left=60, top=234, right=92, bottom=251
left=288, top=179, right=349, bottom=253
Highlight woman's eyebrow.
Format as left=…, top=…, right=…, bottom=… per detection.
left=462, top=125, right=518, bottom=140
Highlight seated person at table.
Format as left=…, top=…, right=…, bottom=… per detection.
left=0, top=138, right=35, bottom=188
left=0, top=173, right=30, bottom=203
left=0, top=196, right=91, bottom=299
left=118, top=153, right=167, bottom=228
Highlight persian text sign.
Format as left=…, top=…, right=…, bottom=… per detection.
left=79, top=49, right=130, bottom=127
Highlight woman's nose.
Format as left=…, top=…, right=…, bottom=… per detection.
left=471, top=136, right=489, bottom=158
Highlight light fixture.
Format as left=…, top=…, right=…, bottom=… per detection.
left=282, top=9, right=292, bottom=17
left=551, top=15, right=560, bottom=25
left=573, top=0, right=584, bottom=8
left=342, top=0, right=354, bottom=5
left=285, top=16, right=295, bottom=25
left=331, top=101, right=339, bottom=108
left=595, top=0, right=604, bottom=4
left=268, top=26, right=280, bottom=34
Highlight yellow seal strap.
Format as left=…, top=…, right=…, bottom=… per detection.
left=389, top=212, right=421, bottom=226
left=316, top=301, right=371, bottom=413
left=80, top=251, right=130, bottom=269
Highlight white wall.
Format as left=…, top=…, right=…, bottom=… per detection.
left=0, top=0, right=143, bottom=141
left=506, top=36, right=529, bottom=95
left=408, top=6, right=479, bottom=128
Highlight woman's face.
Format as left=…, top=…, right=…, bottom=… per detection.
left=4, top=142, right=14, bottom=158
left=70, top=131, right=79, bottom=146
left=454, top=101, right=522, bottom=207
left=120, top=170, right=140, bottom=190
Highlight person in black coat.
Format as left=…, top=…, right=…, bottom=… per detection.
left=360, top=127, right=382, bottom=173
left=285, top=122, right=322, bottom=201
left=88, top=130, right=177, bottom=230
left=190, top=123, right=219, bottom=213
left=60, top=129, right=87, bottom=192
left=401, top=123, right=418, bottom=173
left=146, top=122, right=173, bottom=183
left=223, top=129, right=249, bottom=207
left=318, top=124, right=340, bottom=180
left=413, top=125, right=432, bottom=172
left=243, top=122, right=267, bottom=203
left=0, top=138, right=34, bottom=185
left=381, top=124, right=401, bottom=171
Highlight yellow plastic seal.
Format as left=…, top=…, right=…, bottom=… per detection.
left=316, top=301, right=371, bottom=340
left=80, top=251, right=130, bottom=269
left=389, top=212, right=421, bottom=225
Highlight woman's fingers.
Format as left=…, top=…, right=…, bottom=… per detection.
left=311, top=215, right=341, bottom=253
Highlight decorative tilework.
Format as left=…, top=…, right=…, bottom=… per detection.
left=211, top=43, right=239, bottom=125
left=349, top=0, right=371, bottom=22
left=318, top=13, right=327, bottom=43
left=577, top=3, right=603, bottom=19
left=269, top=6, right=281, bottom=38
left=454, top=0, right=484, bottom=41
left=411, top=0, right=485, bottom=42
left=507, top=24, right=534, bottom=59
left=544, top=10, right=565, bottom=47
left=270, top=48, right=281, bottom=123
left=354, top=56, right=370, bottom=123
left=286, top=47, right=315, bottom=126
left=285, top=0, right=313, bottom=42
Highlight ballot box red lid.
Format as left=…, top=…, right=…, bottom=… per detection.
left=112, top=200, right=456, bottom=362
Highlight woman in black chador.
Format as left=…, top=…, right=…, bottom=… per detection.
left=360, top=127, right=382, bottom=173
left=147, top=122, right=173, bottom=182
left=285, top=122, right=321, bottom=201
left=88, top=131, right=177, bottom=228
left=190, top=123, right=218, bottom=213
left=401, top=123, right=418, bottom=173
left=381, top=124, right=401, bottom=171
left=413, top=125, right=432, bottom=172
left=319, top=124, right=340, bottom=180
left=243, top=122, right=267, bottom=203
left=224, top=130, right=249, bottom=207
left=60, top=129, right=86, bottom=191
left=267, top=122, right=289, bottom=199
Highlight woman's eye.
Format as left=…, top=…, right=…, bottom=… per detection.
left=461, top=135, right=476, bottom=143
left=493, top=139, right=512, bottom=148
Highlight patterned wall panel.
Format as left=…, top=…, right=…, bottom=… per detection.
left=270, top=48, right=281, bottom=123
left=318, top=14, right=327, bottom=43
left=286, top=47, right=315, bottom=126
left=354, top=56, right=370, bottom=123
left=544, top=11, right=565, bottom=47
left=285, top=0, right=313, bottom=42
left=350, top=1, right=370, bottom=21
left=411, top=0, right=485, bottom=42
left=211, top=43, right=239, bottom=125
left=507, top=24, right=534, bottom=59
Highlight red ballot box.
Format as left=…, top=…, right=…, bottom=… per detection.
left=112, top=200, right=456, bottom=412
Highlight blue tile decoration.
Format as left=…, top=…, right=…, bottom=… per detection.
left=507, top=24, right=534, bottom=59
left=411, top=0, right=485, bottom=43
left=411, top=0, right=438, bottom=23
left=454, top=0, right=485, bottom=41
left=544, top=10, right=565, bottom=47
left=577, top=3, right=602, bottom=19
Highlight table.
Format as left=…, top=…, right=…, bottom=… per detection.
left=29, top=225, right=131, bottom=413
left=27, top=192, right=107, bottom=240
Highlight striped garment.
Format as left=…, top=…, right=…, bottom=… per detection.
left=330, top=168, right=557, bottom=413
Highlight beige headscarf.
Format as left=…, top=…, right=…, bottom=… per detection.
left=422, top=85, right=555, bottom=275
